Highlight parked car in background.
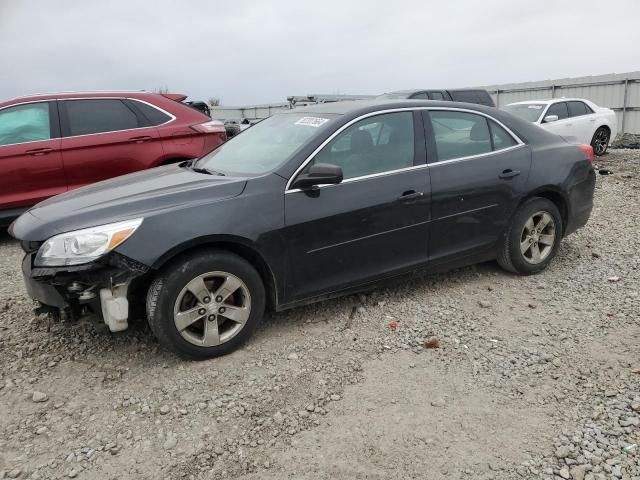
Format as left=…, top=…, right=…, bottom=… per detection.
left=0, top=91, right=226, bottom=225
left=184, top=100, right=211, bottom=117
left=378, top=89, right=495, bottom=107
left=503, top=99, right=617, bottom=156
left=223, top=118, right=252, bottom=138
left=223, top=120, right=242, bottom=138
left=11, top=99, right=595, bottom=359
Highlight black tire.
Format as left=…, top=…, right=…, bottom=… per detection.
left=497, top=197, right=563, bottom=275
left=590, top=127, right=610, bottom=156
left=146, top=250, right=265, bottom=360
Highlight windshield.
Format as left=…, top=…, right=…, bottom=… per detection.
left=198, top=113, right=336, bottom=175
left=503, top=103, right=546, bottom=123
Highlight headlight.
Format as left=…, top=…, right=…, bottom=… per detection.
left=35, top=218, right=143, bottom=267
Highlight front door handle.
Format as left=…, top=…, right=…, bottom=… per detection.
left=129, top=135, right=152, bottom=144
left=499, top=169, right=521, bottom=180
left=25, top=147, right=53, bottom=156
left=398, top=190, right=424, bottom=203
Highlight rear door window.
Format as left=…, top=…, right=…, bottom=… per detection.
left=567, top=101, right=593, bottom=117
left=545, top=102, right=569, bottom=121
left=489, top=120, right=518, bottom=150
left=63, top=99, right=141, bottom=136
left=0, top=102, right=51, bottom=146
left=428, top=111, right=491, bottom=161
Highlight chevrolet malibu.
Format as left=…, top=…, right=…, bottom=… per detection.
left=10, top=100, right=596, bottom=359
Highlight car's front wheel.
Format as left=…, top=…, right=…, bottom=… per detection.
left=147, top=251, right=265, bottom=360
left=497, top=197, right=563, bottom=275
left=591, top=127, right=610, bottom=156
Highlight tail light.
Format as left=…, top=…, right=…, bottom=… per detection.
left=191, top=120, right=226, bottom=134
left=578, top=144, right=595, bottom=162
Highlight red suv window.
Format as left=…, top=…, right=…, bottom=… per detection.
left=0, top=102, right=52, bottom=146
left=63, top=99, right=141, bottom=136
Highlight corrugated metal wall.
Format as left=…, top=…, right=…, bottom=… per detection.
left=481, top=71, right=640, bottom=134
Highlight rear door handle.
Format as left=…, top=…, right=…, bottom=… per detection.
left=499, top=169, right=521, bottom=180
left=398, top=190, right=424, bottom=203
left=129, top=135, right=152, bottom=144
left=25, top=147, right=53, bottom=156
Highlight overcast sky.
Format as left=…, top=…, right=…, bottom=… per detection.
left=1, top=0, right=639, bottom=106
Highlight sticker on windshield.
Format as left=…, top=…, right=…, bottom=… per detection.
left=295, top=117, right=329, bottom=127
left=527, top=105, right=543, bottom=109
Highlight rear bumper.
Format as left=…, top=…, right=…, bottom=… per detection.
left=565, top=167, right=596, bottom=236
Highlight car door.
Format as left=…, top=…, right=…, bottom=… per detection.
left=567, top=101, right=596, bottom=144
left=59, top=98, right=164, bottom=190
left=282, top=111, right=431, bottom=301
left=540, top=102, right=575, bottom=138
left=0, top=101, right=65, bottom=212
left=423, top=109, right=530, bottom=266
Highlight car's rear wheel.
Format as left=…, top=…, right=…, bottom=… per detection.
left=497, top=197, right=563, bottom=275
left=591, top=127, right=610, bottom=156
left=147, top=251, right=265, bottom=360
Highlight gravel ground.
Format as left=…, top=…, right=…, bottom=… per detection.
left=0, top=149, right=638, bottom=480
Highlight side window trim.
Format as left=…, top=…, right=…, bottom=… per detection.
left=423, top=108, right=523, bottom=164
left=285, top=107, right=524, bottom=192
left=58, top=97, right=174, bottom=138
left=297, top=111, right=419, bottom=183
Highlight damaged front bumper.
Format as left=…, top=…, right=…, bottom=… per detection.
left=21, top=250, right=150, bottom=332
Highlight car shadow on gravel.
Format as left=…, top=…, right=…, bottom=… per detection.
left=0, top=228, right=17, bottom=245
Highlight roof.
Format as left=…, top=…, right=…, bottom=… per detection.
left=290, top=98, right=480, bottom=115
left=1, top=90, right=173, bottom=106
left=506, top=98, right=589, bottom=106
left=289, top=98, right=514, bottom=119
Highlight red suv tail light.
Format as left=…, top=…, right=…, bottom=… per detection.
left=578, top=144, right=595, bottom=162
left=191, top=120, right=226, bottom=134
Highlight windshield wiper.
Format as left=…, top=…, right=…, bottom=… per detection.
left=180, top=160, right=225, bottom=176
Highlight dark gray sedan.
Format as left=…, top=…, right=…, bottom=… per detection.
left=10, top=100, right=596, bottom=359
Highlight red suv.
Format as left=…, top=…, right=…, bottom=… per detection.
left=0, top=91, right=226, bottom=225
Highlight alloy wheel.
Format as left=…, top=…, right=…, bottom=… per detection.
left=593, top=129, right=609, bottom=155
left=520, top=211, right=556, bottom=264
left=173, top=271, right=251, bottom=347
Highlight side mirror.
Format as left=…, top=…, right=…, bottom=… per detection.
left=543, top=114, right=559, bottom=123
left=291, top=163, right=343, bottom=189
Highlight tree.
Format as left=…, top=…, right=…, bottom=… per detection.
left=154, top=86, right=170, bottom=94
left=208, top=97, right=221, bottom=107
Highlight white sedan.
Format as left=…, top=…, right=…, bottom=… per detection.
left=503, top=99, right=617, bottom=156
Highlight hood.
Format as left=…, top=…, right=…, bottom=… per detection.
left=11, top=164, right=247, bottom=241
